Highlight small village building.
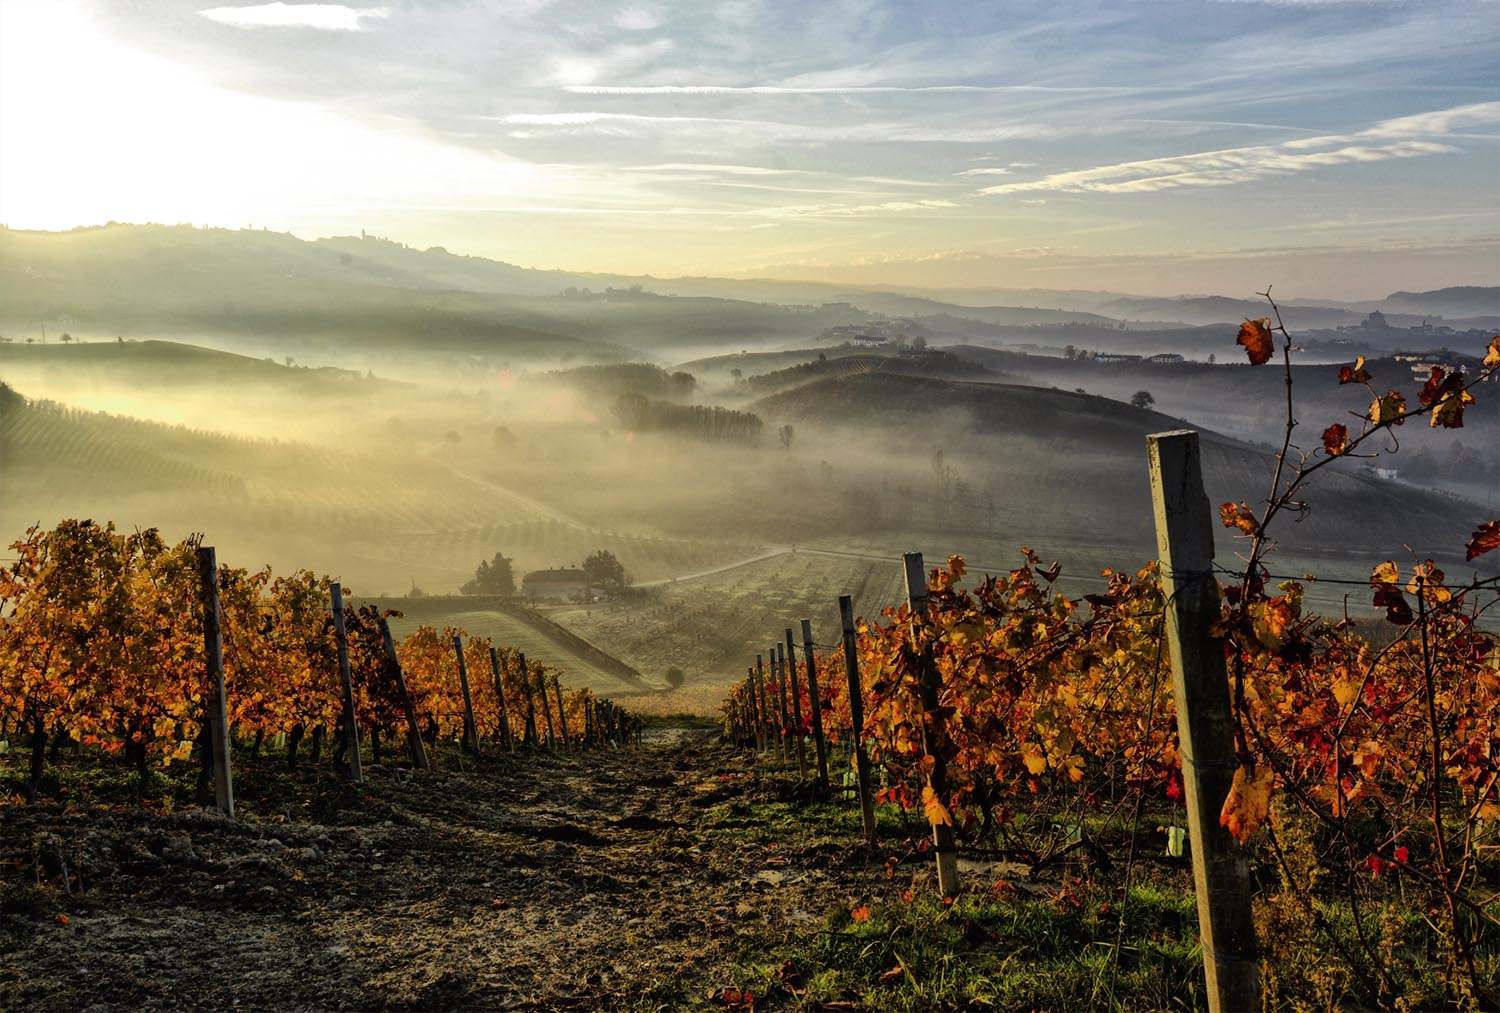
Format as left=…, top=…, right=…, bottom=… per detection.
left=521, top=568, right=591, bottom=602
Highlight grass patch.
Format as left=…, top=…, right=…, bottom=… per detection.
left=725, top=884, right=1205, bottom=1012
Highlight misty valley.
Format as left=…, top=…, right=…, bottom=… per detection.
left=2, top=224, right=1495, bottom=710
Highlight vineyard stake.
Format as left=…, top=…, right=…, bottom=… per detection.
left=801, top=619, right=830, bottom=793
left=774, top=644, right=791, bottom=761
left=451, top=636, right=480, bottom=754
left=839, top=595, right=877, bottom=847
left=329, top=582, right=364, bottom=785
left=490, top=647, right=515, bottom=753
left=1148, top=430, right=1261, bottom=1013
left=785, top=628, right=809, bottom=780
left=904, top=552, right=959, bottom=898
left=195, top=546, right=234, bottom=817
left=379, top=617, right=429, bottom=770
left=755, top=654, right=772, bottom=755
left=518, top=653, right=540, bottom=749
left=746, top=667, right=762, bottom=751
left=537, top=664, right=557, bottom=751
left=552, top=676, right=572, bottom=751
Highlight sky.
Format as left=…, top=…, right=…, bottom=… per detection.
left=0, top=0, right=1497, bottom=298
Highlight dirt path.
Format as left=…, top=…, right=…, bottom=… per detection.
left=1, top=732, right=887, bottom=1012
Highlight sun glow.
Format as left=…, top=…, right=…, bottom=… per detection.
left=0, top=2, right=545, bottom=232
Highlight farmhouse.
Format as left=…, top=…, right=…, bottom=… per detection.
left=521, top=568, right=591, bottom=602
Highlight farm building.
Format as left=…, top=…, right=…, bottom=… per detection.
left=522, top=568, right=591, bottom=602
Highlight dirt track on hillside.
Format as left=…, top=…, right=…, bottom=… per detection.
left=2, top=731, right=895, bottom=1012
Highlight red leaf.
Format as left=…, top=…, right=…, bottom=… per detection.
left=1395, top=845, right=1410, bottom=864
left=1237, top=318, right=1275, bottom=365
left=1321, top=423, right=1350, bottom=457
left=1338, top=356, right=1371, bottom=385
left=1467, top=521, right=1500, bottom=561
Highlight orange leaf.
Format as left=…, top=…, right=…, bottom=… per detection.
left=1220, top=764, right=1273, bottom=843
left=1467, top=521, right=1500, bottom=561
left=1219, top=501, right=1260, bottom=536
left=1321, top=423, right=1349, bottom=457
left=1485, top=335, right=1500, bottom=369
left=1236, top=318, right=1274, bottom=365
left=850, top=905, right=871, bottom=923
left=1337, top=356, right=1371, bottom=385
left=878, top=966, right=905, bottom=986
left=55, top=914, right=70, bottom=926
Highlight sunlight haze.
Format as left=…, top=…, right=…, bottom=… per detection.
left=1, top=0, right=1496, bottom=297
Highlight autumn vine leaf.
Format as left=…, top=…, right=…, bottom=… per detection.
left=1321, top=423, right=1350, bottom=457
left=1338, top=356, right=1371, bottom=385
left=1236, top=318, right=1275, bottom=365
left=1418, top=366, right=1474, bottom=428
left=1465, top=521, right=1500, bottom=561
left=1220, top=764, right=1273, bottom=842
left=1368, top=390, right=1406, bottom=427
left=1370, top=560, right=1414, bottom=625
left=1486, top=335, right=1500, bottom=368
left=1220, top=500, right=1260, bottom=535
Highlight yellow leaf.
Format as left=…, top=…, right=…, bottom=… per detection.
left=1021, top=744, right=1047, bottom=776
left=1220, top=764, right=1273, bottom=843
left=922, top=785, right=952, bottom=827
left=1332, top=678, right=1361, bottom=708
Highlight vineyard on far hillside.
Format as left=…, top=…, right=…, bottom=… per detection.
left=0, top=519, right=637, bottom=805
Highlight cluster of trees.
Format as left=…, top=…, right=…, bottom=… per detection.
left=555, top=362, right=696, bottom=400
left=461, top=549, right=628, bottom=596
left=611, top=393, right=764, bottom=446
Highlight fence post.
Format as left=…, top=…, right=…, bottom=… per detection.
left=519, top=653, right=539, bottom=749
left=377, top=617, right=429, bottom=770
left=1147, top=430, right=1261, bottom=1013
left=451, top=635, right=480, bottom=753
left=552, top=676, right=572, bottom=751
left=755, top=654, right=772, bottom=755
left=904, top=552, right=959, bottom=898
left=785, top=628, right=809, bottom=780
left=329, top=582, right=363, bottom=784
left=774, top=645, right=798, bottom=756
left=490, top=647, right=515, bottom=753
left=839, top=595, right=877, bottom=847
left=195, top=546, right=234, bottom=817
left=537, top=664, right=557, bottom=750
left=800, top=619, right=830, bottom=793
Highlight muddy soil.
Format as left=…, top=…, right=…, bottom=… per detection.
left=1, top=731, right=899, bottom=1012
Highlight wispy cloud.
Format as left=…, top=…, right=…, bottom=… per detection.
left=564, top=84, right=1158, bottom=95
left=495, top=111, right=1061, bottom=144
left=980, top=102, right=1500, bottom=196
left=199, top=3, right=388, bottom=31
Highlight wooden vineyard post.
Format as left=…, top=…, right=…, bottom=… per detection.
left=518, top=653, right=540, bottom=749
left=774, top=644, right=791, bottom=761
left=451, top=636, right=480, bottom=754
left=839, top=595, right=877, bottom=847
left=552, top=676, right=572, bottom=751
left=196, top=546, right=234, bottom=817
left=745, top=667, right=761, bottom=751
left=785, top=628, right=809, bottom=780
left=378, top=617, right=430, bottom=770
left=489, top=647, right=514, bottom=753
left=1147, top=430, right=1260, bottom=1013
left=800, top=619, right=830, bottom=793
left=905, top=552, right=959, bottom=898
left=755, top=654, right=772, bottom=755
left=329, top=583, right=363, bottom=785
left=537, top=665, right=557, bottom=751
